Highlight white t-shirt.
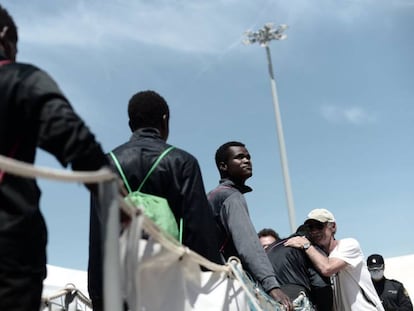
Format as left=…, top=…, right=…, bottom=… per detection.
left=329, top=238, right=384, bottom=311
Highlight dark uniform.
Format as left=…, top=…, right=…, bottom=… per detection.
left=373, top=278, right=413, bottom=311
left=368, top=254, right=413, bottom=311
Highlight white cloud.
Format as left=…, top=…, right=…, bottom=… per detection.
left=14, top=0, right=251, bottom=54
left=7, top=0, right=407, bottom=55
left=320, top=105, right=376, bottom=125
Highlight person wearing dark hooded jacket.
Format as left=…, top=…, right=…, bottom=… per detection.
left=0, top=5, right=108, bottom=311
left=207, top=141, right=293, bottom=310
left=88, top=90, right=221, bottom=311
left=266, top=225, right=333, bottom=311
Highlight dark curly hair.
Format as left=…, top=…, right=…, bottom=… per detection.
left=128, top=90, right=169, bottom=131
left=0, top=5, right=18, bottom=60
left=0, top=5, right=18, bottom=44
left=258, top=228, right=280, bottom=241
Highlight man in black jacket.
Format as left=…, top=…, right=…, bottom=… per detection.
left=266, top=225, right=333, bottom=311
left=88, top=90, right=222, bottom=311
left=0, top=5, right=108, bottom=311
left=367, top=254, right=413, bottom=311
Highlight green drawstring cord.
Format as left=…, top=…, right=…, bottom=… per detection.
left=179, top=218, right=183, bottom=244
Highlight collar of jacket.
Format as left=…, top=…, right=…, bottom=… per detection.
left=130, top=127, right=162, bottom=141
left=219, top=178, right=252, bottom=194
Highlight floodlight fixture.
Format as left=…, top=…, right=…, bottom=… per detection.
left=243, top=23, right=288, bottom=47
left=243, top=23, right=296, bottom=233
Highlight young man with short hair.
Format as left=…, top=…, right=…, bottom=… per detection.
left=207, top=141, right=292, bottom=310
left=88, top=90, right=221, bottom=311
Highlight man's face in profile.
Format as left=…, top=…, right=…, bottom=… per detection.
left=222, top=146, right=252, bottom=183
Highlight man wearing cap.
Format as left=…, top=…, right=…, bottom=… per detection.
left=284, top=208, right=384, bottom=311
left=367, top=254, right=413, bottom=311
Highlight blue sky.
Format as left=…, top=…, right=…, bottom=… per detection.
left=3, top=0, right=414, bottom=270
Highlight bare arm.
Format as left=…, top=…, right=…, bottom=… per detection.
left=284, top=236, right=347, bottom=277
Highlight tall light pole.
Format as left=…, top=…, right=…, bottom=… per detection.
left=243, top=23, right=296, bottom=233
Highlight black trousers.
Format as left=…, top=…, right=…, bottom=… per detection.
left=0, top=267, right=44, bottom=311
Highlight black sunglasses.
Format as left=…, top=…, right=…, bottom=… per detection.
left=307, top=222, right=327, bottom=230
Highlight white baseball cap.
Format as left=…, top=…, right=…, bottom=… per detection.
left=305, top=208, right=335, bottom=223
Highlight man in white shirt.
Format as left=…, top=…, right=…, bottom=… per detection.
left=284, top=208, right=384, bottom=311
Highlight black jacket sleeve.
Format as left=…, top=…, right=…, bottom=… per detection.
left=178, top=156, right=222, bottom=264
left=19, top=69, right=107, bottom=171
left=222, top=192, right=280, bottom=292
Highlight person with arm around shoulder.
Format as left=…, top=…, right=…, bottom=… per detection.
left=284, top=208, right=384, bottom=311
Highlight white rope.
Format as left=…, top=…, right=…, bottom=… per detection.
left=0, top=155, right=116, bottom=183
left=0, top=154, right=227, bottom=271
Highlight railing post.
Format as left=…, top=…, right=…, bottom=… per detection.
left=99, top=180, right=123, bottom=311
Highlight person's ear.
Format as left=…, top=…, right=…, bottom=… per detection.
left=331, top=222, right=337, bottom=234
left=0, top=27, right=8, bottom=55
left=160, top=114, right=169, bottom=141
left=219, top=161, right=227, bottom=172
left=0, top=27, right=16, bottom=62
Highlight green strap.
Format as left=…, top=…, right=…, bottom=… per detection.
left=109, top=146, right=175, bottom=193
left=109, top=151, right=132, bottom=193
left=109, top=146, right=183, bottom=243
left=179, top=218, right=183, bottom=244
left=137, top=146, right=175, bottom=192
